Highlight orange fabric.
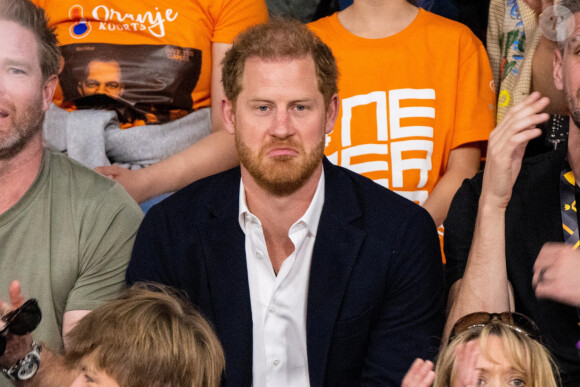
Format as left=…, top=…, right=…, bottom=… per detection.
left=34, top=0, right=267, bottom=126
left=309, top=10, right=495, bottom=205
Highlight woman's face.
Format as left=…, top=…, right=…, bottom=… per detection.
left=473, top=335, right=528, bottom=387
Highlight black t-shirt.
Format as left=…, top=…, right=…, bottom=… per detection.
left=444, top=148, right=580, bottom=386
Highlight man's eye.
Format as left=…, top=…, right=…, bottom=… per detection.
left=257, top=106, right=268, bottom=112
left=8, top=68, right=24, bottom=75
left=105, top=82, right=120, bottom=90
left=296, top=105, right=306, bottom=111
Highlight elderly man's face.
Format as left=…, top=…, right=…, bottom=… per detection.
left=0, top=20, right=55, bottom=160
left=78, top=60, right=124, bottom=99
left=222, top=55, right=338, bottom=196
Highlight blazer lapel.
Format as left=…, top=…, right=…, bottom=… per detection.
left=307, top=160, right=366, bottom=386
left=201, top=170, right=253, bottom=387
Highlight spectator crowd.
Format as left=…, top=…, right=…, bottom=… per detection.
left=1, top=0, right=580, bottom=385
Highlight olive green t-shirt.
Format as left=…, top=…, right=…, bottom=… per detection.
left=0, top=148, right=143, bottom=356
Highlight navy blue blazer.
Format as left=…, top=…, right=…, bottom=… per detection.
left=127, top=158, right=444, bottom=386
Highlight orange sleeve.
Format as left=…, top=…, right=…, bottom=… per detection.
left=452, top=31, right=496, bottom=149
left=211, top=0, right=268, bottom=44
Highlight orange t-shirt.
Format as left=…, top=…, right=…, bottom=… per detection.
left=309, top=10, right=495, bottom=205
left=34, top=0, right=268, bottom=126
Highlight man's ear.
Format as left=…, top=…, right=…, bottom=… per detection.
left=42, top=74, right=58, bottom=112
left=324, top=93, right=339, bottom=134
left=554, top=48, right=565, bottom=91
left=221, top=98, right=236, bottom=135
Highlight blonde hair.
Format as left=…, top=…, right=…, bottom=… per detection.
left=434, top=321, right=559, bottom=387
left=65, top=284, right=225, bottom=387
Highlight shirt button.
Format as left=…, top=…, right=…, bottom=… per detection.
left=273, top=360, right=280, bottom=366
left=268, top=305, right=276, bottom=313
left=256, top=251, right=262, bottom=259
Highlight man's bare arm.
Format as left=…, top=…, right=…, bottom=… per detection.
left=95, top=43, right=239, bottom=203
left=443, top=93, right=550, bottom=341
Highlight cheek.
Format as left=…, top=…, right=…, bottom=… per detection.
left=69, top=374, right=85, bottom=387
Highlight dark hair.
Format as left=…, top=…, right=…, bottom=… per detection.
left=0, top=0, right=59, bottom=80
left=222, top=18, right=338, bottom=107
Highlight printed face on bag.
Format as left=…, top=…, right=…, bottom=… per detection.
left=77, top=59, right=124, bottom=99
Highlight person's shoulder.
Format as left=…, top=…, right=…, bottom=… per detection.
left=325, top=161, right=431, bottom=223
left=521, top=147, right=564, bottom=168
left=151, top=167, right=241, bottom=219
left=308, top=12, right=336, bottom=30
left=518, top=148, right=565, bottom=184
left=203, top=0, right=268, bottom=27
left=418, top=9, right=483, bottom=48
left=419, top=9, right=474, bottom=34
left=48, top=149, right=119, bottom=196
left=46, top=149, right=141, bottom=212
left=307, top=12, right=340, bottom=42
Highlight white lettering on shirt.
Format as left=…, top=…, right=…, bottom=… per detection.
left=329, top=88, right=435, bottom=205
left=92, top=5, right=178, bottom=38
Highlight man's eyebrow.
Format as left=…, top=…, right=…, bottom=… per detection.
left=248, top=98, right=273, bottom=103
left=1, top=59, right=33, bottom=69
left=245, top=97, right=318, bottom=105
left=291, top=98, right=316, bottom=103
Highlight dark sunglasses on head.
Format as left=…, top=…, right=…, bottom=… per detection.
left=0, top=299, right=42, bottom=356
left=448, top=311, right=542, bottom=345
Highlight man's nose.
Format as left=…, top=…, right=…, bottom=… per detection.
left=269, top=110, right=296, bottom=139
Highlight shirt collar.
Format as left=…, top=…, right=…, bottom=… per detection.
left=238, top=170, right=325, bottom=237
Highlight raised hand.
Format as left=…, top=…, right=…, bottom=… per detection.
left=401, top=358, right=435, bottom=387
left=481, top=92, right=549, bottom=209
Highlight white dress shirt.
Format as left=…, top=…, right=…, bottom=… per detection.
left=238, top=171, right=325, bottom=387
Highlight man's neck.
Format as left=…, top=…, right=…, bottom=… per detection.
left=338, top=0, right=419, bottom=39
left=0, top=134, right=44, bottom=214
left=241, top=164, right=323, bottom=272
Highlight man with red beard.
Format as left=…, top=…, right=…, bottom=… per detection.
left=443, top=1, right=580, bottom=385
left=128, top=18, right=444, bottom=386
left=0, top=0, right=142, bottom=385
